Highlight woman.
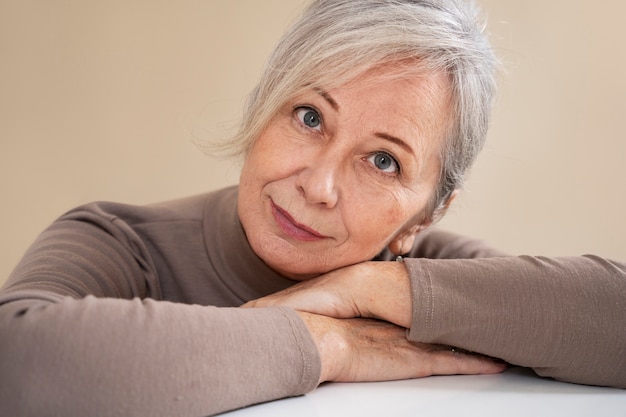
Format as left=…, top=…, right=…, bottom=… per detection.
left=0, top=1, right=624, bottom=416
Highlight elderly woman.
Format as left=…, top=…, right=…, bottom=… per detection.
left=1, top=0, right=624, bottom=416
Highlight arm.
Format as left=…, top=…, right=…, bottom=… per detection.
left=0, top=298, right=319, bottom=417
left=247, top=229, right=626, bottom=388
left=0, top=208, right=320, bottom=417
left=296, top=311, right=504, bottom=384
left=405, top=255, right=626, bottom=388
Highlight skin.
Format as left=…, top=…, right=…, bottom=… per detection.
left=240, top=65, right=506, bottom=383
left=238, top=66, right=450, bottom=281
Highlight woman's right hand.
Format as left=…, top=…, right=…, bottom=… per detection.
left=298, top=311, right=506, bottom=384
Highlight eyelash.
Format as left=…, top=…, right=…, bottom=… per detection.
left=366, top=152, right=401, bottom=176
left=293, top=106, right=323, bottom=132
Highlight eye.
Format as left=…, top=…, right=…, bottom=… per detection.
left=367, top=152, right=400, bottom=174
left=295, top=107, right=322, bottom=131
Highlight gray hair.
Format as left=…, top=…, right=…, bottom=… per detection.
left=219, top=0, right=497, bottom=221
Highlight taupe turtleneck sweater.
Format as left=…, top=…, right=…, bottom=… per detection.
left=1, top=186, right=624, bottom=416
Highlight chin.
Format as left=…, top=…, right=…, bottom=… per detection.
left=254, top=244, right=334, bottom=281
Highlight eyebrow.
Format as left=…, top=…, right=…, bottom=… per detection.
left=374, top=133, right=416, bottom=157
left=314, top=88, right=339, bottom=111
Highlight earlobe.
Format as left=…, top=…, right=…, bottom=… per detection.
left=388, top=224, right=427, bottom=256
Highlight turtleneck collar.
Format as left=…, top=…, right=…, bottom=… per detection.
left=202, top=186, right=297, bottom=302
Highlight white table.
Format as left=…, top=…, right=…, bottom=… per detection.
left=223, top=368, right=626, bottom=416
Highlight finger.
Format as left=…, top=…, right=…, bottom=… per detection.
left=240, top=299, right=259, bottom=308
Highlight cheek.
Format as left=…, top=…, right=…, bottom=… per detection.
left=347, top=191, right=418, bottom=241
left=245, top=130, right=307, bottom=182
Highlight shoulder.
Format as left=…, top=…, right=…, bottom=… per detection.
left=60, top=186, right=239, bottom=228
left=375, top=226, right=506, bottom=261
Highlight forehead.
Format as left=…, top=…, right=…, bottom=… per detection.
left=335, top=67, right=450, bottom=109
left=327, top=66, right=453, bottom=154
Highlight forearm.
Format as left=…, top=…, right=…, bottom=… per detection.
left=296, top=311, right=347, bottom=383
left=295, top=310, right=505, bottom=384
left=0, top=296, right=320, bottom=417
left=405, top=255, right=626, bottom=388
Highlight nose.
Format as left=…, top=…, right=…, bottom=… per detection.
left=295, top=150, right=340, bottom=208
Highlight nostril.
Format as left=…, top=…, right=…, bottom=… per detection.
left=297, top=184, right=306, bottom=197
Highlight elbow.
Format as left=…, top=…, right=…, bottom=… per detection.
left=533, top=360, right=626, bottom=389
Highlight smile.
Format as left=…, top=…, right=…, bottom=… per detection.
left=270, top=200, right=329, bottom=241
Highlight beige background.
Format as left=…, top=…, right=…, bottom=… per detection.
left=1, top=1, right=625, bottom=286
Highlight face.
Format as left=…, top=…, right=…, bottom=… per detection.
left=238, top=66, right=451, bottom=280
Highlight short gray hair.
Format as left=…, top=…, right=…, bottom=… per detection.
left=220, top=0, right=497, bottom=220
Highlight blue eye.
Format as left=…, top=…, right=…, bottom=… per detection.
left=367, top=152, right=399, bottom=174
left=295, top=107, right=322, bottom=130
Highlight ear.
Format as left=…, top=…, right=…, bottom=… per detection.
left=387, top=190, right=460, bottom=256
left=387, top=223, right=429, bottom=256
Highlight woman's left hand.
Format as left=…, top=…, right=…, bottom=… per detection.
left=242, top=261, right=412, bottom=329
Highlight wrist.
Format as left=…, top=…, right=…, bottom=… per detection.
left=297, top=311, right=348, bottom=383
left=359, top=261, right=413, bottom=328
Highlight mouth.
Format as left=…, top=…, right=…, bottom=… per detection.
left=270, top=200, right=329, bottom=242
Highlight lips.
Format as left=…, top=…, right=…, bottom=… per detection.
left=270, top=200, right=328, bottom=241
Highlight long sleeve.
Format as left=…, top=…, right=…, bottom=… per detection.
left=402, top=233, right=626, bottom=388
left=0, top=299, right=319, bottom=416
left=0, top=189, right=321, bottom=417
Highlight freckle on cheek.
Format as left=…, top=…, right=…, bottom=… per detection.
left=382, top=208, right=402, bottom=227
